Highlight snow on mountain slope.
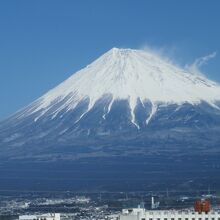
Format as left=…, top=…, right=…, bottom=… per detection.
left=20, top=48, right=220, bottom=127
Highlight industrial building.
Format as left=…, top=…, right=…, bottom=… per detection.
left=19, top=213, right=60, bottom=220
left=119, top=208, right=220, bottom=220
left=119, top=200, right=220, bottom=220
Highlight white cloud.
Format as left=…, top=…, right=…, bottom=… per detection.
left=186, top=52, right=217, bottom=76
left=139, top=43, right=217, bottom=78
left=139, top=43, right=182, bottom=67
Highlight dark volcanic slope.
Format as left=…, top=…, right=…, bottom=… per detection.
left=0, top=48, right=220, bottom=192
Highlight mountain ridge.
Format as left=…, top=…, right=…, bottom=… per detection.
left=1, top=49, right=220, bottom=191
left=7, top=48, right=220, bottom=128
left=0, top=48, right=220, bottom=154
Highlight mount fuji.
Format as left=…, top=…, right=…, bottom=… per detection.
left=0, top=48, right=220, bottom=191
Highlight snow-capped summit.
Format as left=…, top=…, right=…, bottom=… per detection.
left=1, top=48, right=220, bottom=192
left=24, top=47, right=220, bottom=127
left=1, top=47, right=220, bottom=148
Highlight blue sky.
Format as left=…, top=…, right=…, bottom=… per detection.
left=0, top=0, right=220, bottom=120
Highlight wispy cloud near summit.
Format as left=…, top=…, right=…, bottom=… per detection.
left=186, top=52, right=217, bottom=76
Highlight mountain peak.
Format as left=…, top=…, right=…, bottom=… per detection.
left=20, top=48, right=220, bottom=127
left=105, top=47, right=135, bottom=58
left=106, top=47, right=149, bottom=60
left=109, top=47, right=136, bottom=52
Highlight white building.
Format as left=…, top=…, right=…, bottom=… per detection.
left=119, top=208, right=220, bottom=220
left=19, top=213, right=60, bottom=220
